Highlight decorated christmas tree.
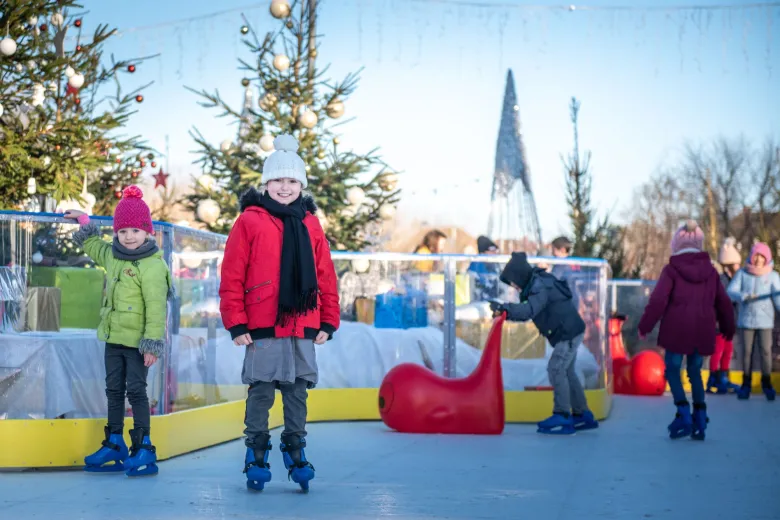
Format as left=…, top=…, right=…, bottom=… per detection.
left=184, top=0, right=399, bottom=250
left=0, top=1, right=154, bottom=216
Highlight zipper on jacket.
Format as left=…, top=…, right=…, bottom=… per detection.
left=245, top=280, right=271, bottom=294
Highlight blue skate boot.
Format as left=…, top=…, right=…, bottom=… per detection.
left=720, top=371, right=740, bottom=394
left=124, top=428, right=158, bottom=477
left=705, top=370, right=721, bottom=394
left=572, top=410, right=599, bottom=431
left=84, top=425, right=129, bottom=472
left=243, top=433, right=272, bottom=492
left=691, top=403, right=708, bottom=441
left=761, top=375, right=776, bottom=402
left=537, top=412, right=576, bottom=435
left=737, top=373, right=751, bottom=400
left=668, top=401, right=693, bottom=439
left=280, top=434, right=315, bottom=492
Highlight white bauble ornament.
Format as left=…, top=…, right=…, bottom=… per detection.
left=270, top=0, right=291, bottom=19
left=379, top=204, right=396, bottom=220
left=27, top=60, right=35, bottom=70
left=326, top=100, right=345, bottom=119
left=65, top=66, right=75, bottom=78
left=42, top=157, right=51, bottom=167
left=272, top=54, right=290, bottom=72
left=27, top=177, right=37, bottom=195
left=32, top=252, right=44, bottom=264
left=341, top=205, right=358, bottom=218
left=0, top=37, right=17, bottom=56
left=47, top=83, right=57, bottom=92
left=259, top=134, right=275, bottom=152
left=28, top=16, right=39, bottom=26
left=68, top=73, right=85, bottom=89
left=346, top=186, right=365, bottom=206
left=352, top=258, right=371, bottom=273
left=220, top=139, right=232, bottom=153
left=50, top=13, right=64, bottom=27
left=197, top=199, right=221, bottom=224
left=197, top=174, right=216, bottom=191
left=299, top=109, right=318, bottom=129
left=14, top=63, right=23, bottom=72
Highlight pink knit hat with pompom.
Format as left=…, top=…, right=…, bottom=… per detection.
left=749, top=242, right=773, bottom=265
left=113, top=186, right=154, bottom=235
left=670, top=219, right=704, bottom=254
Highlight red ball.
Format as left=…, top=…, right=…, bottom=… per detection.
left=131, top=171, right=139, bottom=178
left=139, top=160, right=146, bottom=168
left=76, top=45, right=82, bottom=52
left=114, top=190, right=123, bottom=199
left=74, top=19, right=82, bottom=28
left=630, top=350, right=666, bottom=396
left=127, top=65, right=136, bottom=73
left=135, top=95, right=144, bottom=103
left=151, top=161, right=156, bottom=168
left=40, top=23, right=48, bottom=32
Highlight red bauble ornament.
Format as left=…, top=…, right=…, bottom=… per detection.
left=55, top=145, right=61, bottom=151
left=76, top=45, right=82, bottom=52
left=135, top=95, right=144, bottom=103
left=40, top=23, right=48, bottom=32
left=151, top=161, right=156, bottom=168
left=127, top=65, right=136, bottom=73
left=152, top=167, right=169, bottom=189
left=139, top=160, right=146, bottom=168
left=74, top=19, right=82, bottom=28
left=114, top=190, right=123, bottom=199
left=115, top=158, right=122, bottom=164
left=131, top=171, right=139, bottom=179
left=74, top=97, right=81, bottom=106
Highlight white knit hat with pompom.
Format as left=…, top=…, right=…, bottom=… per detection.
left=261, top=134, right=307, bottom=188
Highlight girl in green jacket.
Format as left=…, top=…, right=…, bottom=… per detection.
left=64, top=186, right=171, bottom=477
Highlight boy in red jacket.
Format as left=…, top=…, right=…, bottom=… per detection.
left=219, top=134, right=340, bottom=492
left=637, top=220, right=735, bottom=441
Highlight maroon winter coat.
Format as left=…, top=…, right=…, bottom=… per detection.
left=637, top=252, right=735, bottom=356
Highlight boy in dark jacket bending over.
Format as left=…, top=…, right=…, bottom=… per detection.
left=490, top=252, right=598, bottom=435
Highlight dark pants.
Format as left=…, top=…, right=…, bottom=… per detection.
left=105, top=343, right=150, bottom=434
left=244, top=378, right=309, bottom=448
left=665, top=351, right=705, bottom=405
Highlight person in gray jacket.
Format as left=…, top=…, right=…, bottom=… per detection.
left=490, top=252, right=598, bottom=435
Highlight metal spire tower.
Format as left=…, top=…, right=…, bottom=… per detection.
left=487, top=70, right=543, bottom=252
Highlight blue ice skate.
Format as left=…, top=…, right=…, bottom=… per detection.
left=761, top=377, right=776, bottom=402
left=720, top=372, right=740, bottom=394
left=691, top=403, right=708, bottom=441
left=572, top=410, right=599, bottom=431
left=244, top=434, right=272, bottom=491
left=737, top=384, right=751, bottom=400
left=84, top=426, right=129, bottom=472
left=280, top=434, right=315, bottom=492
left=668, top=402, right=693, bottom=439
left=705, top=371, right=722, bottom=394
left=124, top=428, right=158, bottom=477
left=537, top=413, right=576, bottom=435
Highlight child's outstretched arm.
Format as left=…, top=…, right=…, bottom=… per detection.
left=726, top=269, right=745, bottom=303
left=138, top=259, right=170, bottom=364
left=219, top=214, right=252, bottom=341
left=65, top=210, right=112, bottom=268
left=498, top=279, right=549, bottom=322
left=637, top=266, right=674, bottom=338
left=312, top=220, right=340, bottom=341
left=714, top=277, right=736, bottom=340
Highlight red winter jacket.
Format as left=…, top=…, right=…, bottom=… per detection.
left=219, top=189, right=340, bottom=341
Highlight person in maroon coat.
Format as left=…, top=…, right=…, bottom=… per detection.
left=637, top=220, right=735, bottom=441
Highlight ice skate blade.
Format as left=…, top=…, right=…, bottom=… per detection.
left=84, top=462, right=125, bottom=473
left=537, top=427, right=576, bottom=435
left=247, top=480, right=266, bottom=492
left=668, top=428, right=692, bottom=439
left=573, top=422, right=598, bottom=431
left=125, top=463, right=158, bottom=477
left=691, top=432, right=705, bottom=441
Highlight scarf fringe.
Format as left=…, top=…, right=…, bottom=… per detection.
left=275, top=289, right=319, bottom=327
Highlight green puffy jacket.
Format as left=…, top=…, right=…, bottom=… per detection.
left=74, top=223, right=172, bottom=357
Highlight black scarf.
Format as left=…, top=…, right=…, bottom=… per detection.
left=112, top=238, right=159, bottom=261
left=259, top=192, right=318, bottom=326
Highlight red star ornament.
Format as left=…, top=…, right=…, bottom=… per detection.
left=153, top=167, right=169, bottom=189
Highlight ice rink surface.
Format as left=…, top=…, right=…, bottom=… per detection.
left=2, top=394, right=779, bottom=519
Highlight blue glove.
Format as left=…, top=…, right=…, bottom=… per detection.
left=488, top=300, right=506, bottom=316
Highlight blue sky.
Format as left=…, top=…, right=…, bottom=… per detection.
left=78, top=0, right=780, bottom=240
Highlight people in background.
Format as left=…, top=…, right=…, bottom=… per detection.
left=413, top=229, right=447, bottom=272
left=726, top=241, right=780, bottom=401
left=637, top=220, right=735, bottom=441
left=706, top=237, right=742, bottom=394
left=468, top=235, right=503, bottom=301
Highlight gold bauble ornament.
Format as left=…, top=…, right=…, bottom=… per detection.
left=258, top=92, right=278, bottom=111
left=326, top=99, right=345, bottom=119
left=333, top=137, right=340, bottom=145
left=241, top=78, right=250, bottom=87
left=310, top=49, right=318, bottom=58
left=317, top=150, right=326, bottom=159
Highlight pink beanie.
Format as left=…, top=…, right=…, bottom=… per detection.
left=749, top=242, right=773, bottom=265
left=670, top=219, right=704, bottom=254
left=113, top=186, right=154, bottom=235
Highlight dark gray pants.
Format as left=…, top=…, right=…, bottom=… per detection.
left=105, top=343, right=150, bottom=434
left=548, top=334, right=589, bottom=415
left=244, top=378, right=308, bottom=448
left=741, top=328, right=774, bottom=377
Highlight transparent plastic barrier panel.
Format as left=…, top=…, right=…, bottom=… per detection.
left=0, top=213, right=166, bottom=420
left=607, top=280, right=658, bottom=357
